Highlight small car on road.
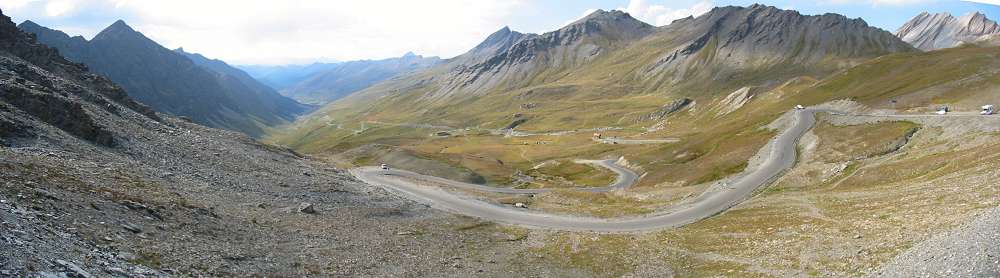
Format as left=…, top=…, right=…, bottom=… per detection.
left=380, top=163, right=389, bottom=170
left=795, top=105, right=805, bottom=110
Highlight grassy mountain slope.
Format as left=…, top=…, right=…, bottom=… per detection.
left=273, top=5, right=914, bottom=158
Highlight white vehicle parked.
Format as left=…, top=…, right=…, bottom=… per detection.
left=514, top=202, right=527, bottom=208
left=936, top=106, right=949, bottom=115
left=795, top=105, right=805, bottom=110
left=982, top=105, right=994, bottom=115
left=380, top=163, right=389, bottom=170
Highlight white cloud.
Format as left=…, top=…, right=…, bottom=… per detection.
left=962, top=0, right=1000, bottom=5
left=44, top=0, right=74, bottom=16
left=824, top=0, right=936, bottom=6
left=123, top=0, right=531, bottom=65
left=0, top=0, right=41, bottom=11
left=6, top=0, right=530, bottom=65
left=619, top=0, right=714, bottom=26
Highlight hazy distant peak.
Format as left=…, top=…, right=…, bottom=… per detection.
left=106, top=19, right=134, bottom=32
left=92, top=19, right=142, bottom=42
left=18, top=20, right=42, bottom=29
left=17, top=19, right=58, bottom=34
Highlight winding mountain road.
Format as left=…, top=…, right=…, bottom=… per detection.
left=351, top=108, right=821, bottom=232
left=359, top=159, right=637, bottom=195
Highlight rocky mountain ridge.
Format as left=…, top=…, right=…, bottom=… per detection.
left=642, top=4, right=913, bottom=89
left=454, top=26, right=535, bottom=66
left=18, top=20, right=309, bottom=137
left=896, top=11, right=1000, bottom=50
left=431, top=9, right=654, bottom=99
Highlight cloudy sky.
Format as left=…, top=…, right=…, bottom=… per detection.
left=2, top=0, right=998, bottom=65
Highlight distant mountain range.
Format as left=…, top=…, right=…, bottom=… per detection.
left=896, top=11, right=1000, bottom=51
left=238, top=62, right=342, bottom=92
left=239, top=53, right=441, bottom=105
left=278, top=52, right=441, bottom=105
left=17, top=20, right=309, bottom=137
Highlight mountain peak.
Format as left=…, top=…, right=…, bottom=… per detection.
left=19, top=20, right=41, bottom=29
left=466, top=25, right=531, bottom=60
left=958, top=11, right=993, bottom=25
left=573, top=9, right=638, bottom=26
left=708, top=4, right=782, bottom=16
left=580, top=9, right=613, bottom=19
left=560, top=8, right=652, bottom=41
left=747, top=3, right=780, bottom=11
left=897, top=10, right=1000, bottom=50
left=484, top=26, right=519, bottom=39
left=962, top=11, right=986, bottom=18
left=94, top=20, right=136, bottom=38
left=106, top=19, right=134, bottom=32
left=92, top=19, right=150, bottom=44
left=403, top=51, right=416, bottom=58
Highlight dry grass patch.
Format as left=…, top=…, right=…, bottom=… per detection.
left=812, top=119, right=919, bottom=163
left=530, top=190, right=656, bottom=218
left=524, top=160, right=616, bottom=188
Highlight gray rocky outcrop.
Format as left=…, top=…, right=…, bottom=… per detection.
left=637, top=98, right=691, bottom=122
left=896, top=12, right=1000, bottom=51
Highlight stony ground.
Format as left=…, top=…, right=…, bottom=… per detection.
left=0, top=23, right=592, bottom=276
left=0, top=115, right=547, bottom=276
left=875, top=206, right=1000, bottom=277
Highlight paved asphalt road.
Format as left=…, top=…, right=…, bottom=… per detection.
left=351, top=109, right=820, bottom=232
left=361, top=159, right=637, bottom=195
